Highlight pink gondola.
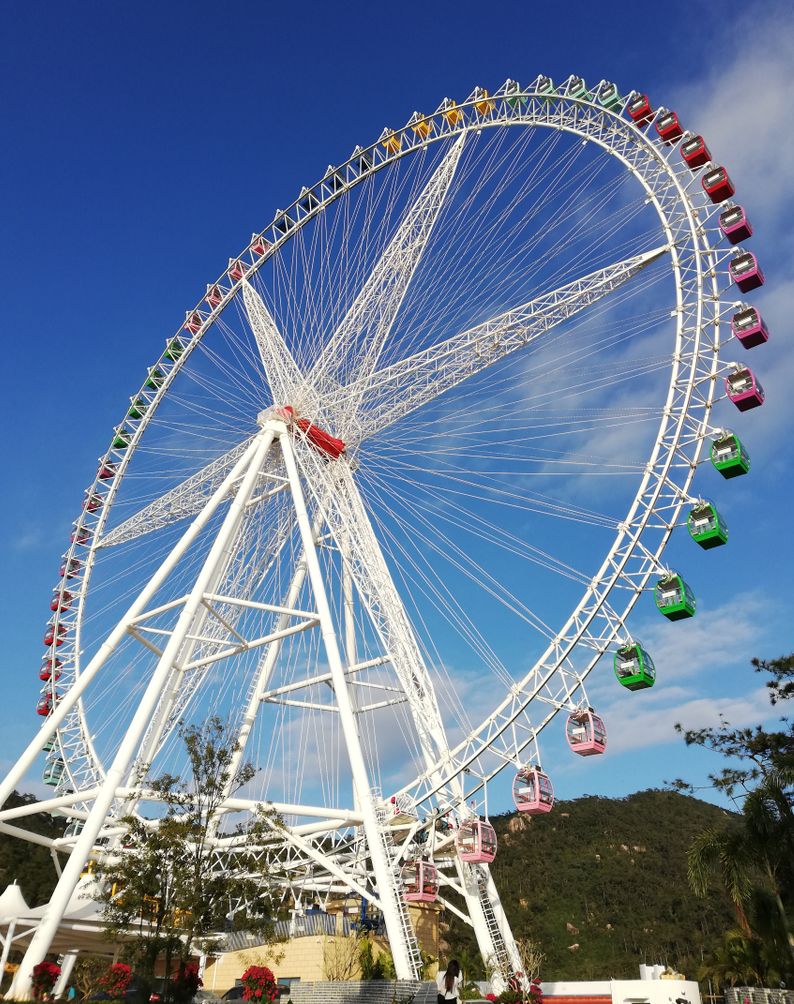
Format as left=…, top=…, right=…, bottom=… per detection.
left=50, top=591, right=73, bottom=612
left=184, top=311, right=203, bottom=335
left=456, top=819, right=497, bottom=864
left=702, top=166, right=735, bottom=204
left=627, top=93, right=653, bottom=125
left=402, top=860, right=439, bottom=903
left=566, top=710, right=607, bottom=756
left=726, top=367, right=765, bottom=411
left=731, top=307, right=769, bottom=349
left=206, top=284, right=223, bottom=308
left=39, top=657, right=62, bottom=682
left=681, top=133, right=711, bottom=169
left=719, top=205, right=752, bottom=244
left=512, top=766, right=554, bottom=815
left=228, top=259, right=248, bottom=281
left=655, top=110, right=683, bottom=144
left=60, top=558, right=81, bottom=579
left=729, top=252, right=765, bottom=293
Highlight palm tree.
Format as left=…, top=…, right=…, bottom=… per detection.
left=687, top=826, right=754, bottom=935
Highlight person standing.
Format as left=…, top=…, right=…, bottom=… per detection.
left=436, top=960, right=461, bottom=1003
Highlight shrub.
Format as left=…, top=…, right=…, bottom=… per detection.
left=240, top=966, right=278, bottom=1002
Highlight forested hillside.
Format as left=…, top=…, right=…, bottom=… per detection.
left=0, top=791, right=63, bottom=906
left=446, top=789, right=737, bottom=981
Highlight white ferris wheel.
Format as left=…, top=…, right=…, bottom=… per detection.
left=1, top=74, right=767, bottom=994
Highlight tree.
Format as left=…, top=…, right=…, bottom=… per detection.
left=94, top=717, right=280, bottom=1001
left=677, top=654, right=794, bottom=981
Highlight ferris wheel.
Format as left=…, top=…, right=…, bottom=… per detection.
left=2, top=74, right=767, bottom=995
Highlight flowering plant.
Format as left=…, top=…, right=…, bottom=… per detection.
left=98, top=963, right=133, bottom=999
left=32, top=961, right=61, bottom=1000
left=496, top=975, right=544, bottom=1004
left=240, top=965, right=278, bottom=1002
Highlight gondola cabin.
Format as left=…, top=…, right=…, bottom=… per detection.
left=251, top=234, right=272, bottom=257
left=295, top=417, right=346, bottom=459
left=184, top=311, right=203, bottom=335
left=71, top=527, right=90, bottom=544
left=409, top=113, right=433, bottom=138
left=627, top=93, right=653, bottom=125
left=64, top=820, right=84, bottom=838
left=512, top=766, right=554, bottom=814
left=504, top=80, right=527, bottom=109
left=439, top=98, right=463, bottom=126
left=681, top=134, right=711, bottom=168
left=654, top=573, right=696, bottom=620
left=655, top=110, right=683, bottom=144
left=164, top=339, right=184, bottom=361
left=385, top=794, right=418, bottom=826
left=98, top=463, right=116, bottom=480
left=613, top=642, right=656, bottom=691
left=702, top=166, right=735, bottom=204
left=719, top=205, right=753, bottom=244
left=43, top=758, right=65, bottom=787
left=456, top=819, right=497, bottom=863
left=60, top=558, right=81, bottom=579
left=50, top=591, right=72, bottom=612
left=731, top=307, right=768, bottom=349
left=42, top=736, right=55, bottom=752
left=566, top=710, right=607, bottom=755
left=44, top=623, right=67, bottom=647
left=83, top=493, right=102, bottom=513
left=597, top=82, right=623, bottom=110
left=535, top=76, right=557, bottom=101
left=729, top=252, right=765, bottom=293
left=710, top=432, right=751, bottom=478
left=473, top=88, right=496, bottom=116
left=228, top=258, right=249, bottom=280
left=687, top=501, right=729, bottom=549
left=726, top=367, right=765, bottom=411
left=39, top=657, right=62, bottom=682
left=113, top=428, right=132, bottom=448
left=565, top=76, right=592, bottom=101
left=36, top=693, right=59, bottom=716
left=145, top=369, right=165, bottom=391
left=402, top=860, right=439, bottom=903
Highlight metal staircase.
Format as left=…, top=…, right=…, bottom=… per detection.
left=475, top=866, right=516, bottom=979
left=374, top=805, right=423, bottom=978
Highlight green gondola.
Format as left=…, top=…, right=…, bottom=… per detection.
left=127, top=399, right=147, bottom=420
left=655, top=573, right=696, bottom=620
left=504, top=80, right=528, bottom=109
left=710, top=432, right=751, bottom=479
left=688, top=501, right=729, bottom=549
left=112, top=428, right=131, bottom=449
left=42, top=737, right=55, bottom=753
left=164, top=338, right=185, bottom=361
left=535, top=75, right=557, bottom=102
left=598, top=82, right=623, bottom=111
left=43, top=758, right=65, bottom=787
left=566, top=76, right=593, bottom=101
left=613, top=642, right=656, bottom=691
left=145, top=369, right=165, bottom=390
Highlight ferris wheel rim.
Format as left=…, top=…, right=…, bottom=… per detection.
left=46, top=77, right=733, bottom=812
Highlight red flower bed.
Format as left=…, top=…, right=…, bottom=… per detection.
left=32, top=961, right=61, bottom=1000
left=240, top=965, right=278, bottom=1002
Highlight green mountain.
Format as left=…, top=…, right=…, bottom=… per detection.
left=446, top=789, right=737, bottom=982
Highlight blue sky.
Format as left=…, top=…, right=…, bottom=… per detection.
left=2, top=0, right=793, bottom=813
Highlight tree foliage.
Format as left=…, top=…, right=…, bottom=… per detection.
left=94, top=717, right=280, bottom=996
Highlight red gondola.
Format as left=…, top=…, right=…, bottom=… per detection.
left=50, top=591, right=73, bottom=612
left=37, top=693, right=59, bottom=716
left=702, top=166, right=735, bottom=204
left=566, top=710, right=607, bottom=756
left=251, top=233, right=272, bottom=257
left=98, top=463, right=116, bottom=480
left=729, top=251, right=765, bottom=293
left=44, top=623, right=67, bottom=647
left=402, top=860, right=439, bottom=903
left=83, top=493, right=102, bottom=513
left=456, top=819, right=497, bottom=864
left=627, top=93, right=653, bottom=125
left=512, top=766, right=554, bottom=815
left=719, top=205, right=752, bottom=244
left=726, top=367, right=765, bottom=411
left=655, top=110, right=683, bottom=144
left=70, top=526, right=90, bottom=545
left=60, top=558, right=81, bottom=579
left=228, top=258, right=248, bottom=281
left=681, top=134, right=711, bottom=169
left=731, top=307, right=768, bottom=349
left=39, top=657, right=62, bottom=682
